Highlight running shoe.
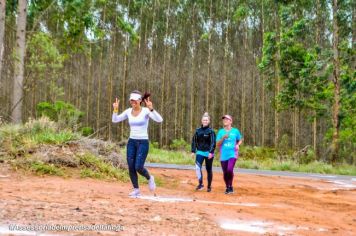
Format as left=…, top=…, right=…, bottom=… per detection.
left=196, top=184, right=204, bottom=190
left=148, top=175, right=156, bottom=191
left=129, top=188, right=140, bottom=197
left=229, top=186, right=234, bottom=194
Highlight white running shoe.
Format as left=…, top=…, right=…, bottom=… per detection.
left=148, top=175, right=156, bottom=191
left=129, top=188, right=140, bottom=197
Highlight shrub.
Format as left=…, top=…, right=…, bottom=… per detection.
left=36, top=101, right=84, bottom=130
left=81, top=127, right=94, bottom=137
left=169, top=138, right=190, bottom=151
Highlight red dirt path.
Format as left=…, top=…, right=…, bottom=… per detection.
left=0, top=165, right=355, bottom=235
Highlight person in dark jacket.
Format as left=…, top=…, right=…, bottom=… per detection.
left=191, top=112, right=216, bottom=192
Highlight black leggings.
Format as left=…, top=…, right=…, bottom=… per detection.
left=195, top=154, right=214, bottom=188
left=126, top=138, right=151, bottom=188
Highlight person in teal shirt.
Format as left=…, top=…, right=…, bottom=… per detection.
left=216, top=114, right=243, bottom=194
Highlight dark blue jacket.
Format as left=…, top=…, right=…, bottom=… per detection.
left=191, top=126, right=216, bottom=154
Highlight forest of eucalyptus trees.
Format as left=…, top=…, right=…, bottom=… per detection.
left=0, top=0, right=354, bottom=163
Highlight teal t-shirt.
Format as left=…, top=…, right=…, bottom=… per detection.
left=216, top=128, right=242, bottom=161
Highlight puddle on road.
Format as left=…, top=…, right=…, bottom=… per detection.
left=310, top=175, right=337, bottom=178
left=137, top=195, right=259, bottom=207
left=219, top=219, right=314, bottom=235
left=328, top=180, right=356, bottom=190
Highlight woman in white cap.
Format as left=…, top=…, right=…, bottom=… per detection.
left=216, top=114, right=243, bottom=194
left=112, top=90, right=163, bottom=197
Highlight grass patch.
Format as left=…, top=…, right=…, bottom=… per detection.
left=147, top=145, right=195, bottom=165
left=79, top=153, right=129, bottom=182
left=11, top=158, right=65, bottom=176
left=138, top=145, right=356, bottom=176
left=79, top=153, right=163, bottom=186
left=30, top=161, right=65, bottom=176
left=0, top=117, right=79, bottom=157
left=31, top=131, right=79, bottom=145
left=80, top=168, right=105, bottom=179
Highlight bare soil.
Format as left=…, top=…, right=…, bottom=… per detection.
left=0, top=164, right=355, bottom=235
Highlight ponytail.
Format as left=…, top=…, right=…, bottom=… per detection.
left=141, top=92, right=151, bottom=105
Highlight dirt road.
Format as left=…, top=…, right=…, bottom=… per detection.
left=0, top=165, right=355, bottom=235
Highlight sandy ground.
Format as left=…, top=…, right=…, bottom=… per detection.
left=0, top=164, right=355, bottom=236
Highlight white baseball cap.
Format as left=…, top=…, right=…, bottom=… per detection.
left=129, top=93, right=142, bottom=101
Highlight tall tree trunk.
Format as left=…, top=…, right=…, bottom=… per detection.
left=352, top=0, right=356, bottom=70
left=222, top=0, right=230, bottom=115
left=148, top=0, right=157, bottom=93
left=205, top=0, right=213, bottom=112
left=313, top=0, right=323, bottom=155
left=241, top=21, right=248, bottom=135
left=108, top=36, right=116, bottom=140
left=293, top=107, right=297, bottom=148
left=96, top=8, right=106, bottom=137
left=160, top=0, right=171, bottom=146
left=274, top=1, right=280, bottom=147
left=174, top=36, right=182, bottom=140
left=252, top=70, right=256, bottom=145
left=86, top=44, right=92, bottom=125
left=261, top=0, right=266, bottom=146
left=121, top=35, right=128, bottom=141
left=0, top=0, right=5, bottom=80
left=189, top=4, right=197, bottom=139
left=11, top=0, right=27, bottom=124
left=313, top=115, right=317, bottom=154
left=331, top=0, right=341, bottom=163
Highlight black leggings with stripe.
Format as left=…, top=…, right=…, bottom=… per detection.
left=195, top=154, right=214, bottom=188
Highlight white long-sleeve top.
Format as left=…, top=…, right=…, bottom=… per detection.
left=112, top=107, right=163, bottom=140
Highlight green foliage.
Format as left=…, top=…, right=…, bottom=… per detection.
left=29, top=161, right=65, bottom=176
left=26, top=32, right=65, bottom=101
left=276, top=18, right=331, bottom=113
left=258, top=32, right=280, bottom=92
left=11, top=157, right=65, bottom=177
left=258, top=0, right=354, bottom=162
left=143, top=144, right=194, bottom=165
left=26, top=32, right=64, bottom=75
left=239, top=146, right=276, bottom=160
left=80, top=168, right=104, bottom=179
left=294, top=146, right=316, bottom=165
left=117, top=16, right=139, bottom=44
left=169, top=138, right=190, bottom=151
left=233, top=4, right=249, bottom=22
left=151, top=142, right=160, bottom=149
left=78, top=153, right=129, bottom=182
left=81, top=127, right=94, bottom=137
left=36, top=101, right=84, bottom=130
left=31, top=131, right=78, bottom=145
left=0, top=118, right=79, bottom=157
left=143, top=145, right=356, bottom=175
left=237, top=159, right=259, bottom=169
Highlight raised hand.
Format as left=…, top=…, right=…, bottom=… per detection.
left=144, top=97, right=153, bottom=110
left=113, top=97, right=119, bottom=112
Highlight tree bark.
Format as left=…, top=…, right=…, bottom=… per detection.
left=261, top=0, right=266, bottom=146
left=205, top=0, right=213, bottom=112
left=331, top=0, right=340, bottom=163
left=274, top=1, right=280, bottom=147
left=0, top=0, right=6, bottom=80
left=11, top=0, right=27, bottom=124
